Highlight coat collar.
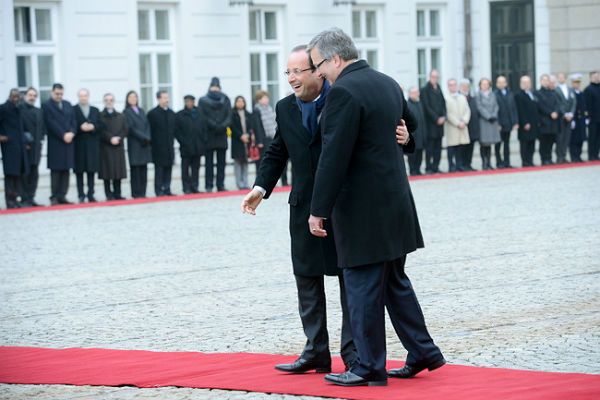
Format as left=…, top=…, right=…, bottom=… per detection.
left=284, top=94, right=321, bottom=146
left=336, top=59, right=369, bottom=83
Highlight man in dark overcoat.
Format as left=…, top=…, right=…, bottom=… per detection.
left=99, top=93, right=128, bottom=200
left=420, top=69, right=446, bottom=174
left=20, top=87, right=46, bottom=206
left=536, top=74, right=562, bottom=165
left=42, top=83, right=77, bottom=205
left=494, top=75, right=519, bottom=168
left=147, top=90, right=176, bottom=196
left=307, top=29, right=444, bottom=387
left=175, top=95, right=206, bottom=194
left=0, top=89, right=29, bottom=208
left=569, top=74, right=588, bottom=162
left=514, top=75, right=540, bottom=167
left=73, top=88, right=102, bottom=202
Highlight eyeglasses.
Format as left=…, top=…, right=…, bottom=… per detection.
left=313, top=58, right=329, bottom=70
left=284, top=67, right=314, bottom=77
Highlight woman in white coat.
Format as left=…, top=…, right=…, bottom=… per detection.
left=476, top=78, right=502, bottom=170
left=444, top=78, right=471, bottom=172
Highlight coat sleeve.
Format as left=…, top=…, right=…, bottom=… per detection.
left=476, top=95, right=493, bottom=120
left=253, top=104, right=289, bottom=198
left=99, top=116, right=113, bottom=143
left=120, top=114, right=129, bottom=138
left=509, top=94, right=518, bottom=125
left=569, top=89, right=577, bottom=115
left=310, top=86, right=361, bottom=219
left=537, top=93, right=555, bottom=117
left=42, top=103, right=66, bottom=140
left=421, top=88, right=437, bottom=122
left=125, top=110, right=150, bottom=142
left=446, top=98, right=461, bottom=127
left=252, top=110, right=266, bottom=145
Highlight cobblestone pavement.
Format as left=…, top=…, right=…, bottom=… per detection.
left=1, top=165, right=599, bottom=399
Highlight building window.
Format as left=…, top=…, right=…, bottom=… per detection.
left=352, top=8, right=382, bottom=70
left=138, top=6, right=174, bottom=109
left=14, top=4, right=57, bottom=102
left=416, top=7, right=443, bottom=87
left=248, top=8, right=283, bottom=106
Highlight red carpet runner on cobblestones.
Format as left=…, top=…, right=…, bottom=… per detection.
left=0, top=347, right=598, bottom=400
left=1, top=161, right=599, bottom=216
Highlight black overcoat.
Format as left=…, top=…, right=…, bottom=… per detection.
left=73, top=105, right=101, bottom=174
left=20, top=102, right=46, bottom=166
left=514, top=90, right=540, bottom=141
left=466, top=94, right=480, bottom=141
left=310, top=61, right=423, bottom=269
left=494, top=89, right=518, bottom=132
left=99, top=109, right=128, bottom=180
left=175, top=107, right=206, bottom=158
left=571, top=90, right=588, bottom=145
left=147, top=106, right=176, bottom=167
left=42, top=99, right=77, bottom=171
left=123, top=107, right=152, bottom=166
left=536, top=87, right=561, bottom=135
left=197, top=92, right=231, bottom=150
left=420, top=81, right=446, bottom=139
left=406, top=99, right=425, bottom=150
left=230, top=109, right=253, bottom=161
left=0, top=101, right=29, bottom=176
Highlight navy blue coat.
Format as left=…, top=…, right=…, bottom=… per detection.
left=73, top=105, right=101, bottom=173
left=42, top=99, right=77, bottom=171
left=0, top=100, right=29, bottom=176
left=571, top=90, right=588, bottom=145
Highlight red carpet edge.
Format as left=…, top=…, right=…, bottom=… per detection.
left=2, top=160, right=599, bottom=217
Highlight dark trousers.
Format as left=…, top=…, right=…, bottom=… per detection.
left=154, top=165, right=172, bottom=196
left=569, top=143, right=583, bottom=162
left=463, top=140, right=476, bottom=168
left=21, top=165, right=39, bottom=203
left=406, top=149, right=423, bottom=175
left=588, top=121, right=600, bottom=160
left=447, top=145, right=462, bottom=172
left=205, top=148, right=226, bottom=191
left=520, top=140, right=536, bottom=167
left=556, top=121, right=571, bottom=162
left=181, top=155, right=200, bottom=193
left=130, top=165, right=148, bottom=198
left=343, top=256, right=442, bottom=381
left=494, top=130, right=512, bottom=167
left=103, top=179, right=122, bottom=200
left=4, top=174, right=22, bottom=207
left=295, top=275, right=357, bottom=367
left=50, top=170, right=70, bottom=202
left=425, top=137, right=442, bottom=172
left=480, top=145, right=493, bottom=169
left=539, top=134, right=555, bottom=164
left=76, top=172, right=95, bottom=199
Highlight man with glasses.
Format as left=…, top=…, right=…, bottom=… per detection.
left=307, top=28, right=444, bottom=387
left=241, top=45, right=414, bottom=377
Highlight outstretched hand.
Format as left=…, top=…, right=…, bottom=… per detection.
left=241, top=188, right=263, bottom=215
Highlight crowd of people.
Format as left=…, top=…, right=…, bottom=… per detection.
left=0, top=77, right=285, bottom=209
left=407, top=70, right=600, bottom=176
left=1, top=69, right=599, bottom=209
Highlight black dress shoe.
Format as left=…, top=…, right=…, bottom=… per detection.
left=78, top=196, right=86, bottom=203
left=388, top=358, right=446, bottom=379
left=58, top=198, right=73, bottom=205
left=274, top=358, right=331, bottom=374
left=324, top=371, right=387, bottom=387
left=87, top=195, right=97, bottom=203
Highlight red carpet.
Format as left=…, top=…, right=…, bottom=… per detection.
left=1, top=161, right=599, bottom=217
left=0, top=347, right=598, bottom=399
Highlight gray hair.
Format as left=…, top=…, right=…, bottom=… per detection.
left=307, top=28, right=358, bottom=61
left=291, top=44, right=308, bottom=53
left=458, top=78, right=471, bottom=86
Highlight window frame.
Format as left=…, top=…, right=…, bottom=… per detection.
left=416, top=6, right=444, bottom=88
left=352, top=6, right=383, bottom=71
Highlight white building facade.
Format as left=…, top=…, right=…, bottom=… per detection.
left=0, top=0, right=597, bottom=110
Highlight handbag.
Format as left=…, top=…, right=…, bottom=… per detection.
left=248, top=143, right=261, bottom=161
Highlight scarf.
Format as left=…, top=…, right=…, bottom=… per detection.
left=296, top=80, right=330, bottom=137
left=79, top=104, right=90, bottom=118
left=237, top=109, right=247, bottom=135
left=256, top=103, right=277, bottom=139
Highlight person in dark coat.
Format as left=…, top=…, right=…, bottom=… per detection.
left=307, top=29, right=444, bottom=387
left=584, top=71, right=600, bottom=161
left=569, top=74, right=588, bottom=162
left=175, top=95, right=206, bottom=194
left=514, top=75, right=540, bottom=167
left=230, top=96, right=253, bottom=190
left=147, top=90, right=176, bottom=196
left=73, top=89, right=101, bottom=203
left=555, top=73, right=577, bottom=163
left=420, top=69, right=446, bottom=174
left=123, top=91, right=152, bottom=198
left=536, top=74, right=562, bottom=165
left=42, top=83, right=77, bottom=205
left=406, top=87, right=425, bottom=175
left=494, top=75, right=519, bottom=168
left=460, top=79, right=479, bottom=171
left=0, top=89, right=29, bottom=208
left=243, top=45, right=408, bottom=375
left=198, top=77, right=231, bottom=192
left=19, top=87, right=46, bottom=206
left=98, top=93, right=128, bottom=200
